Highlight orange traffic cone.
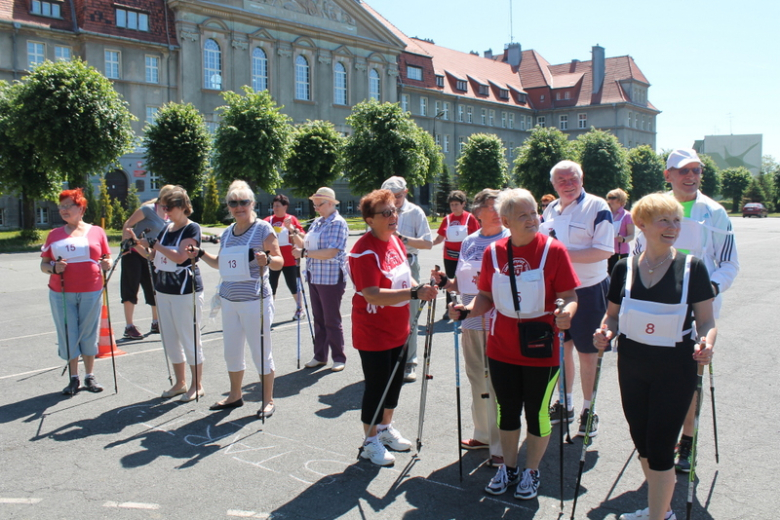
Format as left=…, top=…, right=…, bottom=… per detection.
left=97, top=303, right=126, bottom=358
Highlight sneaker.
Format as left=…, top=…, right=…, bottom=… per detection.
left=461, top=438, right=489, bottom=450
left=62, top=377, right=80, bottom=396
left=360, top=437, right=395, bottom=466
left=619, top=508, right=677, bottom=520
left=331, top=362, right=345, bottom=372
left=403, top=363, right=417, bottom=383
left=149, top=321, right=160, bottom=334
left=124, top=324, right=143, bottom=340
left=484, top=465, right=519, bottom=495
left=377, top=424, right=412, bottom=451
left=549, top=400, right=575, bottom=425
left=514, top=468, right=541, bottom=500
left=675, top=438, right=692, bottom=473
left=83, top=375, right=104, bottom=393
left=578, top=409, right=599, bottom=437
left=293, top=308, right=306, bottom=321
left=304, top=357, right=326, bottom=368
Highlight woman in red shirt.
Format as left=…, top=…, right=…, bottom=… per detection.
left=348, top=189, right=437, bottom=467
left=264, top=194, right=306, bottom=320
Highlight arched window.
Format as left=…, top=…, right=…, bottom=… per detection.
left=252, top=47, right=268, bottom=92
left=203, top=39, right=222, bottom=90
left=369, top=68, right=380, bottom=101
left=334, top=62, right=347, bottom=105
left=295, top=55, right=310, bottom=101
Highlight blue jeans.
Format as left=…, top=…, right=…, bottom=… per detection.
left=48, top=289, right=103, bottom=360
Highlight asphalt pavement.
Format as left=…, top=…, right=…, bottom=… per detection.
left=0, top=217, right=777, bottom=520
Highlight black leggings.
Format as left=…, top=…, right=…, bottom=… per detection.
left=269, top=264, right=300, bottom=296
left=618, top=353, right=697, bottom=471
left=358, top=345, right=407, bottom=425
left=120, top=251, right=155, bottom=306
left=488, top=358, right=558, bottom=437
left=444, top=258, right=458, bottom=306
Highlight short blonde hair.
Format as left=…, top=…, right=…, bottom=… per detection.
left=225, top=180, right=257, bottom=220
left=631, top=193, right=683, bottom=227
left=496, top=188, right=537, bottom=219
left=607, top=188, right=628, bottom=206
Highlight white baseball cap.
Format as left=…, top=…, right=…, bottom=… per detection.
left=667, top=149, right=702, bottom=170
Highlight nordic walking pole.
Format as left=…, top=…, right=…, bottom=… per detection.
left=259, top=260, right=266, bottom=424
left=415, top=266, right=440, bottom=454
left=56, top=257, right=74, bottom=390
left=556, top=299, right=573, bottom=445
left=358, top=300, right=428, bottom=460
left=570, top=330, right=606, bottom=520
left=451, top=292, right=464, bottom=482
left=297, top=259, right=315, bottom=344
left=709, top=361, right=719, bottom=463
left=687, top=354, right=706, bottom=520
left=142, top=229, right=173, bottom=385
left=480, top=315, right=490, bottom=400
left=101, top=258, right=119, bottom=394
left=295, top=269, right=301, bottom=370
left=190, top=255, right=199, bottom=403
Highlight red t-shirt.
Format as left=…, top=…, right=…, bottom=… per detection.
left=478, top=234, right=580, bottom=367
left=348, top=232, right=410, bottom=352
left=437, top=211, right=481, bottom=261
left=41, top=225, right=110, bottom=293
left=264, top=214, right=304, bottom=267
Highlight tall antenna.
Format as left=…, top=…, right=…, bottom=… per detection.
left=509, top=0, right=514, bottom=43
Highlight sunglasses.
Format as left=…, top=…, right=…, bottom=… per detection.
left=161, top=204, right=179, bottom=212
left=675, top=167, right=702, bottom=176
left=374, top=207, right=398, bottom=218
left=227, top=199, right=252, bottom=208
left=607, top=196, right=618, bottom=200
left=541, top=203, right=549, bottom=208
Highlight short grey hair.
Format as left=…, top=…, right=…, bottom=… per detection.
left=550, top=160, right=584, bottom=182
left=472, top=188, right=500, bottom=213
left=496, top=188, right=537, bottom=219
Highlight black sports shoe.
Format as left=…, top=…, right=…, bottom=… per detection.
left=578, top=409, right=599, bottom=437
left=84, top=376, right=104, bottom=393
left=149, top=321, right=160, bottom=334
left=675, top=439, right=692, bottom=473
left=549, top=400, right=575, bottom=425
left=62, top=377, right=80, bottom=396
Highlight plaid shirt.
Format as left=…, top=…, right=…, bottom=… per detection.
left=305, top=210, right=348, bottom=285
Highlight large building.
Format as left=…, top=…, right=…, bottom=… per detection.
left=0, top=0, right=658, bottom=229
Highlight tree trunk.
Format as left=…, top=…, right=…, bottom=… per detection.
left=21, top=190, right=36, bottom=231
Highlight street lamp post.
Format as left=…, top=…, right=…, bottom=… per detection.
left=431, top=110, right=445, bottom=221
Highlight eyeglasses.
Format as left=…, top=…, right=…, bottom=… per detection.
left=541, top=203, right=549, bottom=209
left=161, top=204, right=179, bottom=212
left=227, top=199, right=252, bottom=208
left=607, top=196, right=618, bottom=200
left=373, top=207, right=398, bottom=218
left=58, top=203, right=77, bottom=211
left=314, top=201, right=329, bottom=209
left=676, top=167, right=702, bottom=176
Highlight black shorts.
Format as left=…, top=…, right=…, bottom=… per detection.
left=358, top=346, right=407, bottom=425
left=120, top=251, right=155, bottom=306
left=488, top=358, right=558, bottom=437
left=269, top=265, right=300, bottom=296
left=566, top=278, right=610, bottom=354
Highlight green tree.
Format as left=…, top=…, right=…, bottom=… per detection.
left=627, top=145, right=665, bottom=203
left=82, top=182, right=98, bottom=226
left=96, top=176, right=113, bottom=227
left=6, top=59, right=135, bottom=189
left=416, top=126, right=443, bottom=186
left=513, top=126, right=574, bottom=200
left=720, top=167, right=752, bottom=212
left=213, top=87, right=291, bottom=193
left=343, top=100, right=436, bottom=195
left=699, top=154, right=721, bottom=198
left=760, top=155, right=779, bottom=209
left=0, top=81, right=57, bottom=238
left=574, top=128, right=631, bottom=197
left=457, top=133, right=508, bottom=196
left=435, top=164, right=454, bottom=217
left=125, top=184, right=141, bottom=216
left=284, top=120, right=344, bottom=217
left=201, top=173, right=221, bottom=225
left=110, top=198, right=127, bottom=230
left=144, top=102, right=211, bottom=197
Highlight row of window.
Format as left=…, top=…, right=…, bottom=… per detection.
left=406, top=65, right=512, bottom=101
left=30, top=1, right=150, bottom=34
left=27, top=43, right=162, bottom=84
left=627, top=111, right=653, bottom=131
left=535, top=113, right=589, bottom=131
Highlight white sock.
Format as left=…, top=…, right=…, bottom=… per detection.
left=365, top=435, right=378, bottom=445
left=70, top=374, right=79, bottom=380
left=582, top=399, right=591, bottom=412
left=86, top=373, right=94, bottom=379
left=377, top=423, right=389, bottom=432
left=562, top=393, right=573, bottom=411
left=664, top=512, right=674, bottom=520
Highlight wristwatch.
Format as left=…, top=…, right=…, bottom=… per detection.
left=410, top=285, right=421, bottom=300
left=711, top=281, right=720, bottom=296
left=400, top=235, right=409, bottom=245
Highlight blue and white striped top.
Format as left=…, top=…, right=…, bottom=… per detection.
left=219, top=220, right=274, bottom=302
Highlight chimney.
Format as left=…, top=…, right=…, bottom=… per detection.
left=484, top=48, right=493, bottom=59
left=591, top=45, right=605, bottom=94
left=505, top=42, right=522, bottom=69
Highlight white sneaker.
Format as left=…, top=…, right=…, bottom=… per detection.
left=304, top=357, right=326, bottom=368
left=360, top=437, right=395, bottom=466
left=619, top=508, right=677, bottom=520
left=403, top=363, right=417, bottom=382
left=331, top=362, right=345, bottom=372
left=377, top=424, right=412, bottom=451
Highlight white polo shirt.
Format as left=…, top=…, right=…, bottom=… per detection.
left=541, top=190, right=614, bottom=287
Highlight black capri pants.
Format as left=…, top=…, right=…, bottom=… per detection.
left=358, top=345, right=407, bottom=425
left=269, top=265, right=300, bottom=296
left=488, top=358, right=558, bottom=437
left=618, top=350, right=697, bottom=471
left=120, top=251, right=155, bottom=306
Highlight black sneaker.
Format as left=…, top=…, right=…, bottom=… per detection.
left=485, top=465, right=520, bottom=495
left=549, top=400, right=575, bottom=425
left=62, top=377, right=80, bottom=396
left=124, top=324, right=143, bottom=340
left=84, top=375, right=104, bottom=393
left=514, top=468, right=541, bottom=500
left=578, top=409, right=599, bottom=438
left=675, top=439, right=692, bottom=473
left=149, top=321, right=160, bottom=334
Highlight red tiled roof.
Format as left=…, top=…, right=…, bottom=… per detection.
left=359, top=1, right=429, bottom=57
left=519, top=50, right=553, bottom=89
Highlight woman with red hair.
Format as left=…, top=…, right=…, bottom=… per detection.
left=40, top=188, right=112, bottom=395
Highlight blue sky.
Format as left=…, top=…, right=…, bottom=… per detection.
left=367, top=0, right=780, bottom=164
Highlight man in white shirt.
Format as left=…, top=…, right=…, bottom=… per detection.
left=381, top=176, right=433, bottom=382
left=541, top=160, right=614, bottom=437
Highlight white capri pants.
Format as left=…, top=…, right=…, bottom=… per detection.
left=221, top=297, right=275, bottom=374
left=156, top=291, right=204, bottom=365
left=462, top=327, right=502, bottom=457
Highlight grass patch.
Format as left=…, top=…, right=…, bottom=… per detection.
left=0, top=228, right=124, bottom=254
